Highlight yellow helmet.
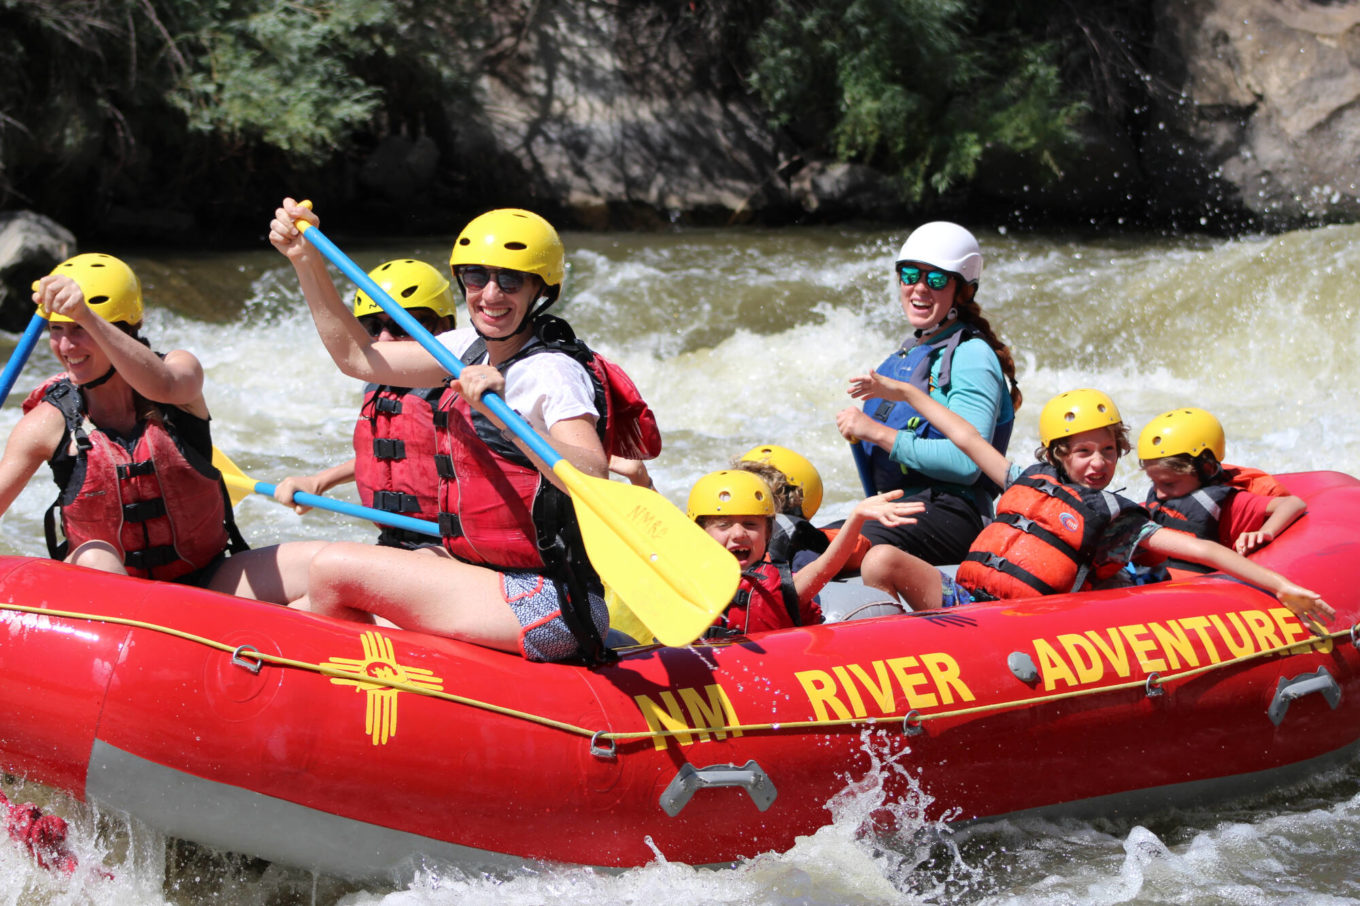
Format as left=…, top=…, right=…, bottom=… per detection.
left=449, top=209, right=565, bottom=290
left=43, top=253, right=143, bottom=325
left=353, top=259, right=456, bottom=320
left=1038, top=389, right=1122, bottom=446
left=738, top=444, right=824, bottom=519
left=1137, top=408, right=1226, bottom=462
left=686, top=470, right=776, bottom=521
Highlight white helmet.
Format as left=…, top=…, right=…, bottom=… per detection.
left=896, top=222, right=983, bottom=286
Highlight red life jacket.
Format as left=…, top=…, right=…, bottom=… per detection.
left=957, top=463, right=1145, bottom=600
left=26, top=375, right=244, bottom=581
left=435, top=318, right=661, bottom=570
left=709, top=561, right=805, bottom=636
left=352, top=384, right=443, bottom=546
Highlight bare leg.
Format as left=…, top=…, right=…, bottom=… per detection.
left=859, top=544, right=944, bottom=610
left=303, top=542, right=522, bottom=652
left=66, top=540, right=128, bottom=575
left=207, top=541, right=328, bottom=604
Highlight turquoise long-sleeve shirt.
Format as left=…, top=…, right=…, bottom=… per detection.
left=885, top=323, right=1014, bottom=501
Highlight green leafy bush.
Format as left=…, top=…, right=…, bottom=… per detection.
left=167, top=2, right=387, bottom=159
left=748, top=0, right=1086, bottom=201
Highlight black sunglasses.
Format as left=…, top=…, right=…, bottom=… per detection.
left=358, top=311, right=441, bottom=338
left=898, top=265, right=952, bottom=290
left=458, top=266, right=529, bottom=293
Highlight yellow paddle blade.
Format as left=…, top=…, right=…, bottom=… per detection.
left=211, top=447, right=254, bottom=507
left=603, top=584, right=657, bottom=646
left=554, top=461, right=738, bottom=646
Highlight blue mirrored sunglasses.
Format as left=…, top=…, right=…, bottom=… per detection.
left=898, top=265, right=951, bottom=290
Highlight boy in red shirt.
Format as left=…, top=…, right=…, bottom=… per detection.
left=1138, top=407, right=1306, bottom=580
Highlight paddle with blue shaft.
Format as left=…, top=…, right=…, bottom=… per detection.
left=292, top=212, right=738, bottom=646
left=212, top=447, right=439, bottom=537
left=0, top=310, right=49, bottom=407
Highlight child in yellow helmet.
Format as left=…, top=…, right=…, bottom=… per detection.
left=731, top=444, right=834, bottom=567
left=843, top=373, right=1332, bottom=629
left=1136, top=407, right=1306, bottom=579
left=687, top=469, right=921, bottom=637
left=273, top=258, right=456, bottom=549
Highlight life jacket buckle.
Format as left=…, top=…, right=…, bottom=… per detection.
left=438, top=512, right=462, bottom=537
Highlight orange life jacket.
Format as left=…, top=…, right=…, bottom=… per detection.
left=957, top=463, right=1145, bottom=600
left=1220, top=463, right=1290, bottom=497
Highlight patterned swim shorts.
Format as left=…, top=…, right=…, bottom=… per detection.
left=501, top=570, right=610, bottom=662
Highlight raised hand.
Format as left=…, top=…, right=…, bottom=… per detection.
left=846, top=370, right=912, bottom=402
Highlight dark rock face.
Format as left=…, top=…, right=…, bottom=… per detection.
left=1147, top=0, right=1360, bottom=227
left=0, top=212, right=75, bottom=331
left=444, top=1, right=1360, bottom=230
left=449, top=3, right=800, bottom=227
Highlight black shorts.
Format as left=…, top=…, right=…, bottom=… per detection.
left=859, top=488, right=985, bottom=566
left=174, top=551, right=228, bottom=588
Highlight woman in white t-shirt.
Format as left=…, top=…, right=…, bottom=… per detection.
left=269, top=201, right=611, bottom=662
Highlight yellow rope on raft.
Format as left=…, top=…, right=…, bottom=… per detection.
left=0, top=602, right=1352, bottom=747
left=0, top=603, right=598, bottom=739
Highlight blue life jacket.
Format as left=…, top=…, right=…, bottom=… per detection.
left=857, top=327, right=1014, bottom=503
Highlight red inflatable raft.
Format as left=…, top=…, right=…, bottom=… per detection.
left=1, top=471, right=1358, bottom=878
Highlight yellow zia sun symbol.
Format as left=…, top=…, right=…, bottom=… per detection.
left=327, top=630, right=444, bottom=745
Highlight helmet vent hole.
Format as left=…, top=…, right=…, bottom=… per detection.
left=400, top=286, right=417, bottom=299
left=1151, top=434, right=1164, bottom=446
left=504, top=242, right=527, bottom=251
left=89, top=295, right=110, bottom=305
left=717, top=491, right=732, bottom=504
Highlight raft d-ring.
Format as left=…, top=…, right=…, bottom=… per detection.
left=1145, top=672, right=1165, bottom=697
left=1350, top=623, right=1359, bottom=648
left=589, top=731, right=617, bottom=759
left=230, top=644, right=263, bottom=675
left=902, top=710, right=925, bottom=736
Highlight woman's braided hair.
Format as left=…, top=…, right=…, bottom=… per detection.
left=955, top=284, right=1022, bottom=411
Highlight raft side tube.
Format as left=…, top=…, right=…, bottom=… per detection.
left=0, top=559, right=136, bottom=796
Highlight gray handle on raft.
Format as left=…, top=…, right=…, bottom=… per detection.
left=1268, top=667, right=1341, bottom=726
left=659, top=761, right=777, bottom=816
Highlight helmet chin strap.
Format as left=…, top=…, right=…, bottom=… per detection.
left=915, top=306, right=959, bottom=339
left=79, top=366, right=117, bottom=390
left=476, top=289, right=559, bottom=344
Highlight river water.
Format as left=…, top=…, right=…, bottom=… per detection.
left=2, top=222, right=1360, bottom=904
